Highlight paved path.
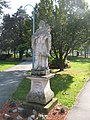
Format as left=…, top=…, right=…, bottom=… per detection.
left=0, top=61, right=32, bottom=109
left=67, top=77, right=90, bottom=120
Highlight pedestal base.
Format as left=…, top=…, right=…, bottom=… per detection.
left=26, top=74, right=55, bottom=105
left=31, top=69, right=50, bottom=75
left=23, top=98, right=58, bottom=114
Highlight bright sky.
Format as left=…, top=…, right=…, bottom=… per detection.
left=85, top=0, right=90, bottom=7
left=4, top=0, right=40, bottom=15
left=1, top=0, right=90, bottom=17
left=4, top=0, right=90, bottom=16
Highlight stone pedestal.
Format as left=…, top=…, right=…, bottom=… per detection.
left=23, top=98, right=58, bottom=114
left=24, top=21, right=58, bottom=113
left=31, top=69, right=50, bottom=76
left=26, top=74, right=54, bottom=105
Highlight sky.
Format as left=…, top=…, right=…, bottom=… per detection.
left=85, top=0, right=90, bottom=7
left=4, top=0, right=90, bottom=16
left=4, top=0, right=40, bottom=15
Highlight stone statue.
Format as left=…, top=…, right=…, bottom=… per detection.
left=32, top=20, right=51, bottom=72
left=26, top=20, right=56, bottom=108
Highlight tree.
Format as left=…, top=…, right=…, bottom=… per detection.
left=0, top=0, right=9, bottom=15
left=1, top=14, right=12, bottom=52
left=35, top=0, right=89, bottom=71
left=13, top=7, right=32, bottom=59
left=1, top=6, right=32, bottom=59
left=0, top=0, right=9, bottom=52
left=79, top=10, right=90, bottom=58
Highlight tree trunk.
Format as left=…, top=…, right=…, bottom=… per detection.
left=71, top=50, right=74, bottom=56
left=80, top=51, right=83, bottom=56
left=84, top=49, right=87, bottom=58
left=77, top=51, right=79, bottom=56
left=59, top=59, right=64, bottom=71
left=86, top=48, right=88, bottom=58
left=8, top=50, right=10, bottom=55
left=13, top=49, right=16, bottom=59
left=58, top=47, right=65, bottom=71
left=19, top=51, right=23, bottom=60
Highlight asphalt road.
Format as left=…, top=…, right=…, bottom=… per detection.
left=0, top=61, right=32, bottom=109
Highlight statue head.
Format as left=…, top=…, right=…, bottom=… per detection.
left=39, top=20, right=45, bottom=29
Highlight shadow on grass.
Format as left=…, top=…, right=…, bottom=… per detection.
left=68, top=56, right=90, bottom=64
left=12, top=74, right=73, bottom=101
left=51, top=74, right=74, bottom=96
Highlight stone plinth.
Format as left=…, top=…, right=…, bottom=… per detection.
left=31, top=69, right=50, bottom=76
left=26, top=74, right=54, bottom=105
left=23, top=98, right=58, bottom=114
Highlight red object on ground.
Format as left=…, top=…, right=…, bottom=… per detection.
left=0, top=102, right=69, bottom=120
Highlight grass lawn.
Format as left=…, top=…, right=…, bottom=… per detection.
left=0, top=60, right=20, bottom=71
left=11, top=57, right=90, bottom=108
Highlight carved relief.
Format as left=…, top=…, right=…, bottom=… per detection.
left=33, top=81, right=42, bottom=91
left=28, top=91, right=45, bottom=103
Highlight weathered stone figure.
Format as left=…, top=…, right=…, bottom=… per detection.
left=26, top=20, right=57, bottom=110
left=32, top=20, right=51, bottom=71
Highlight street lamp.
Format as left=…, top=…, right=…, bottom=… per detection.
left=24, top=4, right=35, bottom=69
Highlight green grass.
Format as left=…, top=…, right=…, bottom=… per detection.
left=11, top=57, right=90, bottom=108
left=11, top=78, right=31, bottom=101
left=0, top=60, right=19, bottom=71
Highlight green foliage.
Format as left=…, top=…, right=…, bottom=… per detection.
left=11, top=57, right=90, bottom=108
left=51, top=57, right=90, bottom=107
left=11, top=78, right=31, bottom=101
left=1, top=0, right=90, bottom=70
left=60, top=108, right=65, bottom=114
left=0, top=0, right=9, bottom=15
left=1, top=6, right=32, bottom=59
left=17, top=44, right=28, bottom=52
left=35, top=0, right=89, bottom=71
left=0, top=60, right=19, bottom=71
